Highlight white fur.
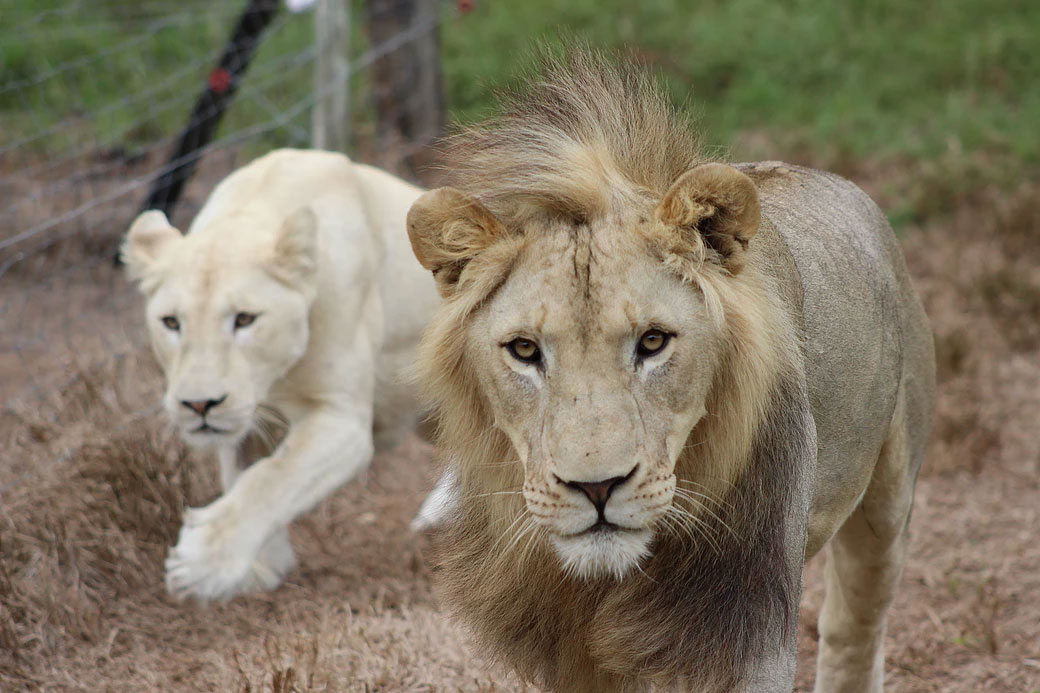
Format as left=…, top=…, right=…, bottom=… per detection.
left=410, top=465, right=458, bottom=531
left=552, top=529, right=654, bottom=581
left=123, top=149, right=439, bottom=602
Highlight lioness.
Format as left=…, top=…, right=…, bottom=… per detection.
left=407, top=54, right=935, bottom=691
left=122, top=149, right=438, bottom=602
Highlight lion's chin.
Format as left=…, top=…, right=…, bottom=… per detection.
left=180, top=422, right=246, bottom=449
left=551, top=527, right=653, bottom=581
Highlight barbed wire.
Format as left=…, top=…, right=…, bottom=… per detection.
left=0, top=21, right=312, bottom=234
left=0, top=11, right=250, bottom=97
left=0, top=6, right=446, bottom=261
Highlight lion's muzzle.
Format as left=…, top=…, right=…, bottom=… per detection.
left=554, top=464, right=638, bottom=526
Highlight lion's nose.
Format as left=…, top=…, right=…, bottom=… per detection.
left=557, top=465, right=638, bottom=513
left=180, top=395, right=227, bottom=416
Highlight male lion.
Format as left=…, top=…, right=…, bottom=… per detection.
left=122, top=149, right=438, bottom=602
left=407, top=54, right=935, bottom=692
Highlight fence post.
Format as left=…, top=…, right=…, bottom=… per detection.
left=365, top=0, right=444, bottom=173
left=312, top=0, right=351, bottom=151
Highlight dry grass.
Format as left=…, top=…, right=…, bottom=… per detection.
left=1, top=389, right=506, bottom=690
left=1, top=177, right=1039, bottom=692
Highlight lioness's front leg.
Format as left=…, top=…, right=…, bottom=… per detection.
left=165, top=403, right=374, bottom=601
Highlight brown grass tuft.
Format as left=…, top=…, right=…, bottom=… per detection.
left=0, top=428, right=193, bottom=679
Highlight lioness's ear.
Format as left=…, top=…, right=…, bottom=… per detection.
left=655, top=163, right=760, bottom=274
left=121, top=210, right=181, bottom=281
left=270, top=206, right=319, bottom=286
left=407, top=187, right=508, bottom=296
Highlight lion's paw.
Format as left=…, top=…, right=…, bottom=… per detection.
left=165, top=505, right=295, bottom=602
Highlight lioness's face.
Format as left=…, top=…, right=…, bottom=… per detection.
left=123, top=209, right=317, bottom=449
left=466, top=222, right=723, bottom=578
left=145, top=262, right=310, bottom=447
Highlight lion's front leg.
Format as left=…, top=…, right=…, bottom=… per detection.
left=166, top=405, right=374, bottom=602
left=813, top=393, right=920, bottom=693
left=743, top=640, right=798, bottom=692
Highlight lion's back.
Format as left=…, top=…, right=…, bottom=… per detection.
left=742, top=162, right=935, bottom=547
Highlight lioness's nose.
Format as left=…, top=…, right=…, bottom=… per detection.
left=557, top=465, right=638, bottom=512
left=180, top=395, right=227, bottom=416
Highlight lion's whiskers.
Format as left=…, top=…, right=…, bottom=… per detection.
left=674, top=478, right=733, bottom=511
left=461, top=488, right=523, bottom=501
left=490, top=508, right=531, bottom=554
left=672, top=487, right=739, bottom=544
left=513, top=518, right=545, bottom=567
left=659, top=504, right=700, bottom=543
left=664, top=505, right=723, bottom=555
left=663, top=498, right=727, bottom=555
left=475, top=509, right=531, bottom=575
left=681, top=438, right=709, bottom=452
left=632, top=557, right=657, bottom=584
left=475, top=457, right=523, bottom=469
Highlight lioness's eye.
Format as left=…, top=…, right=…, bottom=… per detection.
left=234, top=312, right=257, bottom=329
left=636, top=329, right=670, bottom=358
left=161, top=316, right=180, bottom=331
left=506, top=338, right=541, bottom=365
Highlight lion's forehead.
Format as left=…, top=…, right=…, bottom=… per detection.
left=496, top=228, right=686, bottom=340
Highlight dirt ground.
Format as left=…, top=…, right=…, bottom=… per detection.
left=1, top=172, right=1038, bottom=692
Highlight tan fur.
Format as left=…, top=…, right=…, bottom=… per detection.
left=412, top=52, right=934, bottom=693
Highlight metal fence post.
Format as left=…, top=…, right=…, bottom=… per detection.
left=313, top=0, right=351, bottom=151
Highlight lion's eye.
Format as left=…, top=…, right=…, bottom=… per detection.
left=636, top=329, right=670, bottom=358
left=161, top=316, right=180, bottom=331
left=233, top=312, right=258, bottom=330
left=506, top=338, right=541, bottom=365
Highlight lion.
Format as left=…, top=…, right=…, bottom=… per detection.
left=406, top=53, right=936, bottom=692
left=121, top=148, right=439, bottom=602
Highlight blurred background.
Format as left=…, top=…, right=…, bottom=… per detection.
left=2, top=1, right=1038, bottom=690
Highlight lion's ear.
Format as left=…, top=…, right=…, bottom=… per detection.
left=121, top=210, right=182, bottom=282
left=270, top=206, right=319, bottom=287
left=655, top=163, right=760, bottom=274
left=407, top=187, right=508, bottom=296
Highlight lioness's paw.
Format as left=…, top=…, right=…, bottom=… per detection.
left=165, top=506, right=295, bottom=602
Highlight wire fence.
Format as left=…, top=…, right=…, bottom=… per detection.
left=0, top=0, right=454, bottom=491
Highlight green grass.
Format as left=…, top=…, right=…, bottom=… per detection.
left=439, top=0, right=1039, bottom=225
left=441, top=0, right=1038, bottom=163
left=0, top=1, right=316, bottom=160
left=2, top=0, right=1037, bottom=226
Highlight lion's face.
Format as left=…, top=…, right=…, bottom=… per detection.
left=408, top=164, right=761, bottom=580
left=123, top=209, right=318, bottom=448
left=468, top=223, right=723, bottom=577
